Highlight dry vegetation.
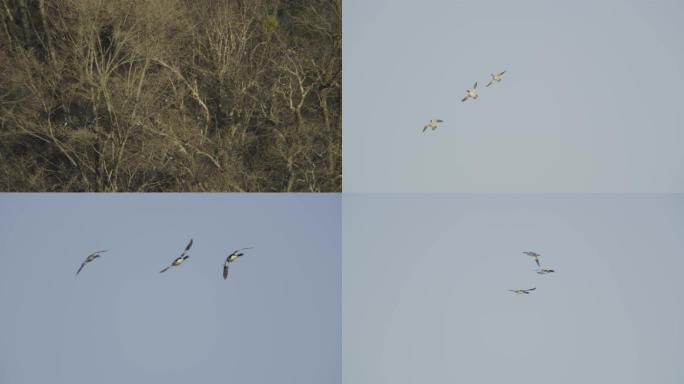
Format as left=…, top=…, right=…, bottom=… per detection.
left=0, top=0, right=340, bottom=191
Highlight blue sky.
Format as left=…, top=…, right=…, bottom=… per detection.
left=0, top=193, right=340, bottom=384
left=343, top=0, right=684, bottom=192
left=343, top=194, right=684, bottom=383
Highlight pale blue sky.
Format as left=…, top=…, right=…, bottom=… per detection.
left=0, top=194, right=340, bottom=384
left=343, top=0, right=684, bottom=192
left=343, top=194, right=684, bottom=383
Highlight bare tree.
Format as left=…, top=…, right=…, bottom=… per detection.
left=0, top=0, right=341, bottom=191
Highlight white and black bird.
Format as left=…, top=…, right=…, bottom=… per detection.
left=76, top=250, right=107, bottom=275
left=536, top=267, right=555, bottom=275
left=523, top=251, right=541, bottom=267
left=223, top=247, right=253, bottom=280
left=486, top=71, right=506, bottom=87
left=423, top=119, right=444, bottom=132
left=461, top=82, right=478, bottom=102
left=509, top=287, right=536, bottom=295
left=159, top=238, right=193, bottom=273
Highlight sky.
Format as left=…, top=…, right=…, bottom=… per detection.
left=343, top=193, right=684, bottom=383
left=0, top=193, right=340, bottom=384
left=343, top=0, right=684, bottom=192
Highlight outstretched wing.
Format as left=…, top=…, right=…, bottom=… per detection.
left=534, top=257, right=540, bottom=267
left=159, top=265, right=171, bottom=273
left=223, top=265, right=229, bottom=280
left=499, top=70, right=506, bottom=76
left=184, top=239, right=193, bottom=252
left=228, top=247, right=253, bottom=255
left=423, top=125, right=428, bottom=132
left=461, top=96, right=468, bottom=102
left=76, top=262, right=86, bottom=275
left=473, top=82, right=477, bottom=89
left=486, top=80, right=493, bottom=87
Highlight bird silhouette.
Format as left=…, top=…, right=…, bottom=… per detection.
left=423, top=119, right=444, bottom=132
left=486, top=71, right=506, bottom=87
left=76, top=250, right=108, bottom=275
left=461, top=82, right=478, bottom=102
left=160, top=239, right=193, bottom=273
left=509, top=287, right=536, bottom=295
left=223, top=247, right=253, bottom=280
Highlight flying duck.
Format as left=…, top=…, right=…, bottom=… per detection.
left=461, top=82, right=478, bottom=102
left=536, top=268, right=555, bottom=275
left=509, top=287, right=536, bottom=295
left=159, top=238, right=193, bottom=273
left=523, top=251, right=541, bottom=267
left=486, top=71, right=506, bottom=87
left=423, top=119, right=444, bottom=132
left=223, top=247, right=253, bottom=280
left=76, top=250, right=108, bottom=275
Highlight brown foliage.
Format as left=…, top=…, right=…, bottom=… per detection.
left=0, top=0, right=341, bottom=191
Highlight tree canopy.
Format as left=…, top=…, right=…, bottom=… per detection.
left=0, top=0, right=341, bottom=191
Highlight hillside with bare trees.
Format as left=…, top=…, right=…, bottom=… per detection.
left=0, top=0, right=340, bottom=191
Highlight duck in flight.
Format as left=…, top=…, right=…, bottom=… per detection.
left=523, top=251, right=541, bottom=267
left=423, top=119, right=444, bottom=132
left=223, top=247, right=253, bottom=280
left=509, top=287, right=536, bottom=295
left=461, top=82, right=478, bottom=102
left=76, top=250, right=107, bottom=275
left=536, top=267, right=555, bottom=275
left=159, top=238, right=193, bottom=273
left=486, top=71, right=506, bottom=87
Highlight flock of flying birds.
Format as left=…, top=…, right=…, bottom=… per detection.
left=75, top=239, right=253, bottom=281
left=420, top=71, right=557, bottom=295
left=508, top=251, right=555, bottom=295
left=422, top=70, right=507, bottom=132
